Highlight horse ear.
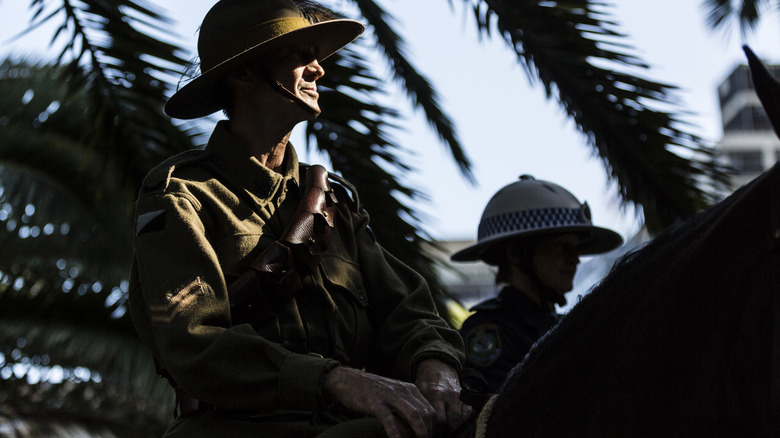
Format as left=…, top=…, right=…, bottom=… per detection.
left=743, top=45, right=780, bottom=139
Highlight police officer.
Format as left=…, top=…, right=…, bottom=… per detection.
left=128, top=1, right=467, bottom=437
left=451, top=175, right=623, bottom=392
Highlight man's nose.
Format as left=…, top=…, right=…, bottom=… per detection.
left=306, top=59, right=324, bottom=80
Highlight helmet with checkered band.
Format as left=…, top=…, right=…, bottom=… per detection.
left=451, top=175, right=623, bottom=264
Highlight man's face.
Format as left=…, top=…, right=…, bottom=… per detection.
left=263, top=45, right=324, bottom=115
left=532, top=233, right=581, bottom=296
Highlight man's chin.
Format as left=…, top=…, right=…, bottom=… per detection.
left=288, top=97, right=321, bottom=118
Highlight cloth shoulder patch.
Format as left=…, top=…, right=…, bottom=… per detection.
left=136, top=209, right=167, bottom=235
left=148, top=277, right=205, bottom=326
left=465, top=324, right=502, bottom=366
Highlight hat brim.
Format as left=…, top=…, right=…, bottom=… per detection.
left=450, top=225, right=623, bottom=264
left=165, top=19, right=364, bottom=119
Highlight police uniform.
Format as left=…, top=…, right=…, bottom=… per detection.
left=128, top=121, right=464, bottom=436
left=460, top=287, right=559, bottom=393
left=451, top=175, right=623, bottom=396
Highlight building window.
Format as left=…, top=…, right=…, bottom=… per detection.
left=727, top=151, right=764, bottom=174
left=724, top=106, right=773, bottom=132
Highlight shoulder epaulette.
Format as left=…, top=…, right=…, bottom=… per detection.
left=328, top=172, right=361, bottom=213
left=141, top=148, right=208, bottom=193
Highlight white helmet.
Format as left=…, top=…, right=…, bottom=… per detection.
left=451, top=175, right=623, bottom=264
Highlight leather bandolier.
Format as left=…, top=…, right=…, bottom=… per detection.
left=174, top=164, right=337, bottom=417
left=227, top=164, right=337, bottom=323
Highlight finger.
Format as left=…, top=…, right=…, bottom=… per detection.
left=390, top=394, right=435, bottom=438
left=375, top=404, right=404, bottom=438
left=446, top=399, right=472, bottom=431
left=432, top=396, right=447, bottom=426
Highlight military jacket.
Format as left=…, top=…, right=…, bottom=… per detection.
left=129, top=121, right=463, bottom=415
left=459, top=286, right=559, bottom=393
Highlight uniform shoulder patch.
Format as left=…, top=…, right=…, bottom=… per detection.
left=136, top=209, right=167, bottom=235
left=465, top=324, right=502, bottom=366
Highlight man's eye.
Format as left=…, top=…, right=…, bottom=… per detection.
left=295, top=48, right=318, bottom=64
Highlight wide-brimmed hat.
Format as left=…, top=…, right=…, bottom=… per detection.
left=165, top=0, right=364, bottom=119
left=451, top=175, right=623, bottom=264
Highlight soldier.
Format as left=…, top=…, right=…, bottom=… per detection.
left=451, top=175, right=623, bottom=392
left=128, top=1, right=468, bottom=437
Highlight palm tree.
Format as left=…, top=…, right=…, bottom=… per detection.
left=0, top=59, right=172, bottom=434
left=0, top=0, right=751, bottom=433
left=702, top=0, right=775, bottom=36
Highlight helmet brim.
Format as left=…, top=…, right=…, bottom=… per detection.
left=451, top=225, right=623, bottom=264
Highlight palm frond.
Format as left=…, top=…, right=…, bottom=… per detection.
left=469, top=0, right=731, bottom=232
left=0, top=60, right=135, bottom=324
left=349, top=0, right=474, bottom=182
left=309, top=43, right=446, bottom=285
left=0, top=318, right=170, bottom=433
left=0, top=1, right=196, bottom=427
left=702, top=0, right=772, bottom=36
left=25, top=0, right=199, bottom=192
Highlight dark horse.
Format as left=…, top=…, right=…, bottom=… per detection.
left=468, top=48, right=780, bottom=437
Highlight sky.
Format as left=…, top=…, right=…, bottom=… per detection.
left=0, top=0, right=778, bottom=245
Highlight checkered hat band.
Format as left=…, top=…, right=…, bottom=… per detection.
left=478, top=208, right=585, bottom=240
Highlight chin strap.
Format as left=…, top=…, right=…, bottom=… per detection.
left=267, top=77, right=321, bottom=116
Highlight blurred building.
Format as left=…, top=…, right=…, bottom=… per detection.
left=717, top=62, right=780, bottom=188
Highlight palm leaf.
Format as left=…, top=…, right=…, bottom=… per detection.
left=350, top=0, right=474, bottom=182
left=1, top=1, right=196, bottom=429
left=308, top=41, right=447, bottom=285
left=702, top=0, right=771, bottom=36
left=0, top=59, right=171, bottom=430
left=25, top=0, right=198, bottom=190
left=0, top=318, right=170, bottom=435
left=468, top=0, right=731, bottom=232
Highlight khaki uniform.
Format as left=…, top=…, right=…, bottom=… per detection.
left=129, top=122, right=463, bottom=436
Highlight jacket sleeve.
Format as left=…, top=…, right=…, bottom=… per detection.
left=129, top=190, right=339, bottom=412
left=351, top=209, right=465, bottom=381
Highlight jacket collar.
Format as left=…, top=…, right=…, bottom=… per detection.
left=498, top=286, right=559, bottom=327
left=205, top=121, right=301, bottom=206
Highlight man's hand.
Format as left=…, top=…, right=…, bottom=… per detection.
left=323, top=366, right=436, bottom=438
left=415, top=359, right=472, bottom=435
